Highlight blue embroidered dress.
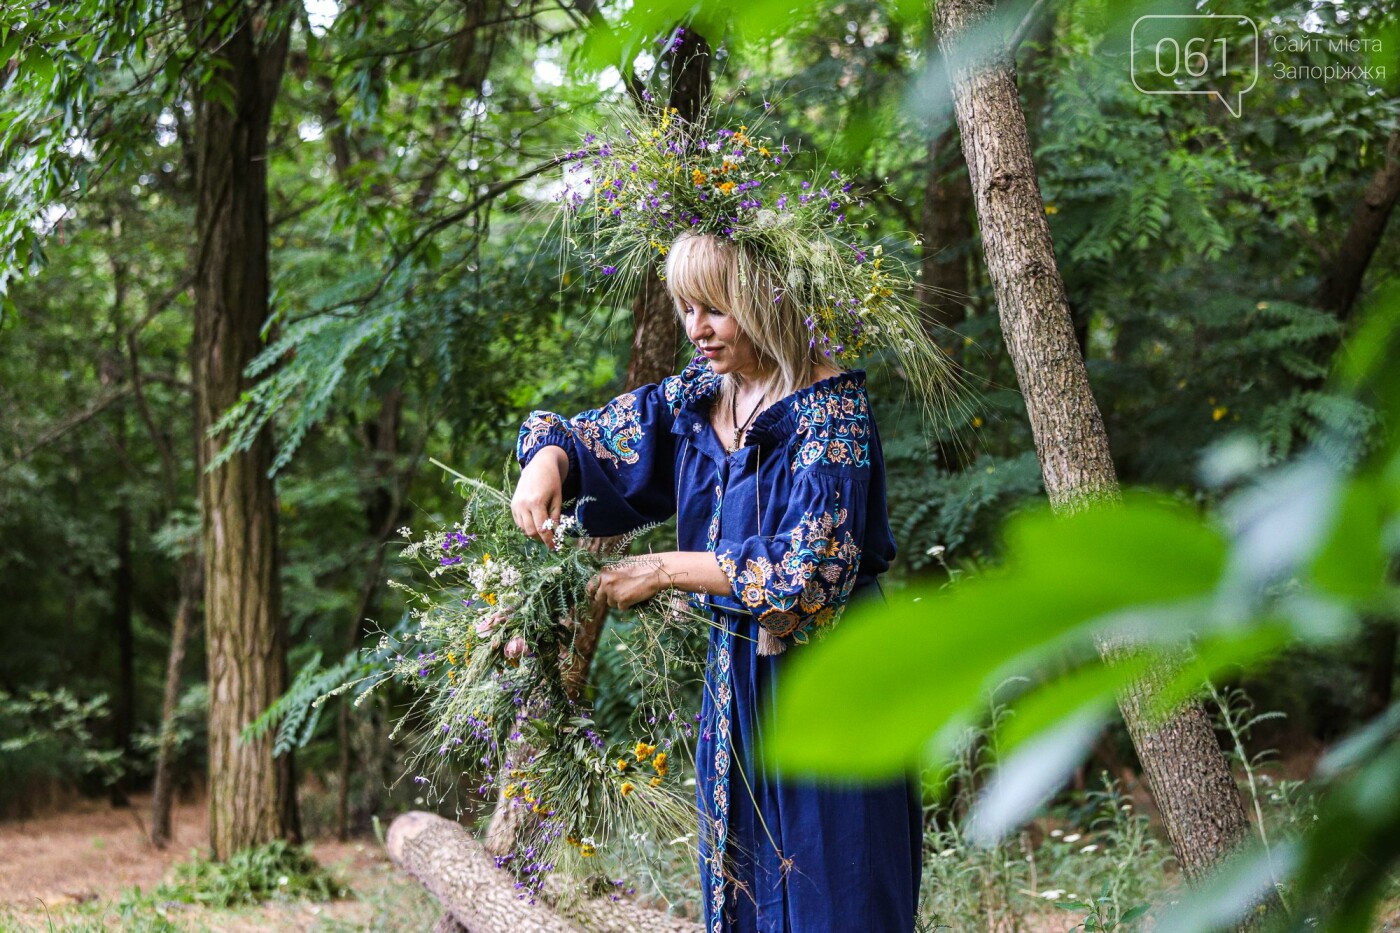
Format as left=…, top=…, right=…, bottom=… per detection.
left=518, top=359, right=923, bottom=933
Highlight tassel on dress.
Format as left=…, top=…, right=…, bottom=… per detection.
left=757, top=628, right=786, bottom=656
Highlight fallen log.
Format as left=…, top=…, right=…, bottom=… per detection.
left=387, top=811, right=702, bottom=933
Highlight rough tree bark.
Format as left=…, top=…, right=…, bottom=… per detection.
left=389, top=811, right=701, bottom=933
left=184, top=0, right=300, bottom=858
left=933, top=0, right=1268, bottom=901
left=1316, top=126, right=1400, bottom=321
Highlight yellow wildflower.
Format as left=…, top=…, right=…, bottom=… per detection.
left=565, top=836, right=581, bottom=847
left=503, top=783, right=518, bottom=799
left=653, top=752, right=668, bottom=776
left=616, top=758, right=631, bottom=772
left=483, top=592, right=497, bottom=606
left=718, top=180, right=736, bottom=195
left=621, top=782, right=636, bottom=797
left=1212, top=406, right=1229, bottom=422
left=580, top=842, right=597, bottom=857
left=649, top=776, right=663, bottom=788
left=971, top=416, right=984, bottom=428
left=1044, top=203, right=1059, bottom=215
left=634, top=741, right=656, bottom=761
left=758, top=147, right=770, bottom=157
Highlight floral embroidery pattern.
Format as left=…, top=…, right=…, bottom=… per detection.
left=519, top=394, right=645, bottom=467
left=570, top=392, right=644, bottom=466
left=517, top=411, right=567, bottom=463
left=664, top=357, right=722, bottom=417
left=702, top=475, right=734, bottom=933
left=790, top=374, right=871, bottom=472
left=719, top=503, right=862, bottom=639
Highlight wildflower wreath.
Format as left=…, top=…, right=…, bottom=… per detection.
left=341, top=467, right=705, bottom=902
left=555, top=103, right=960, bottom=409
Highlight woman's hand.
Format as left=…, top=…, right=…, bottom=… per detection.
left=587, top=558, right=668, bottom=611
left=511, top=447, right=568, bottom=550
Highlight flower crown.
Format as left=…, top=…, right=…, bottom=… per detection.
left=555, top=104, right=959, bottom=407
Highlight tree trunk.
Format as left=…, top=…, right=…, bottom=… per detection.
left=336, top=388, right=406, bottom=840
left=388, top=811, right=701, bottom=933
left=920, top=125, right=974, bottom=344
left=185, top=0, right=299, bottom=858
left=111, top=489, right=135, bottom=809
left=933, top=0, right=1264, bottom=897
left=151, top=556, right=202, bottom=849
left=1316, top=126, right=1400, bottom=321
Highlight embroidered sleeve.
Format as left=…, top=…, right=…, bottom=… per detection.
left=713, top=376, right=876, bottom=643
left=714, top=472, right=866, bottom=642
left=516, top=379, right=680, bottom=537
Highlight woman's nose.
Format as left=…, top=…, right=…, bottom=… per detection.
left=686, top=309, right=709, bottom=340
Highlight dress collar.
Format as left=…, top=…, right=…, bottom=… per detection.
left=670, top=357, right=867, bottom=452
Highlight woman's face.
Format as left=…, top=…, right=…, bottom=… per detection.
left=681, top=300, right=762, bottom=379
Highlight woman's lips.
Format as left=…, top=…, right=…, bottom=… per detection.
left=700, top=347, right=721, bottom=358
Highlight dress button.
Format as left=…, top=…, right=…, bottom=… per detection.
left=692, top=423, right=702, bottom=433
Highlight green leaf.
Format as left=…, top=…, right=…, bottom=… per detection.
left=998, top=656, right=1151, bottom=754
left=22, top=49, right=54, bottom=86
left=1309, top=476, right=1387, bottom=602
left=1144, top=623, right=1294, bottom=723
left=967, top=706, right=1111, bottom=844
left=766, top=497, right=1229, bottom=778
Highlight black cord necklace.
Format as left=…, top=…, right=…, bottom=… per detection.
left=727, top=382, right=767, bottom=452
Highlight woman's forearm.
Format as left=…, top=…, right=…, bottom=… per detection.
left=654, top=550, right=732, bottom=598
left=537, top=444, right=570, bottom=483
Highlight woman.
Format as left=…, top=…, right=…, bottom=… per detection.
left=511, top=231, right=923, bottom=933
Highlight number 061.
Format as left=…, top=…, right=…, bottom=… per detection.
left=1154, top=36, right=1228, bottom=77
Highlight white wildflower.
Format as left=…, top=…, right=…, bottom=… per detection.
left=1079, top=844, right=1099, bottom=854
left=1040, top=890, right=1064, bottom=900
left=397, top=526, right=412, bottom=538
left=1063, top=833, right=1082, bottom=843
left=938, top=848, right=956, bottom=858
left=1050, top=829, right=1064, bottom=837
left=926, top=544, right=945, bottom=557
left=499, top=565, right=522, bottom=587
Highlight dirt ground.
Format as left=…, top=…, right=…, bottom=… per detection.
left=0, top=794, right=436, bottom=931
left=4, top=794, right=1398, bottom=932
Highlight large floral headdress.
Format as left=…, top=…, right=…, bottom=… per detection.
left=554, top=104, right=961, bottom=411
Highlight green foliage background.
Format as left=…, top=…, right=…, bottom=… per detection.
left=1, top=0, right=1398, bottom=924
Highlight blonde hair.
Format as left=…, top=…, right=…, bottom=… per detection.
left=663, top=232, right=828, bottom=400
